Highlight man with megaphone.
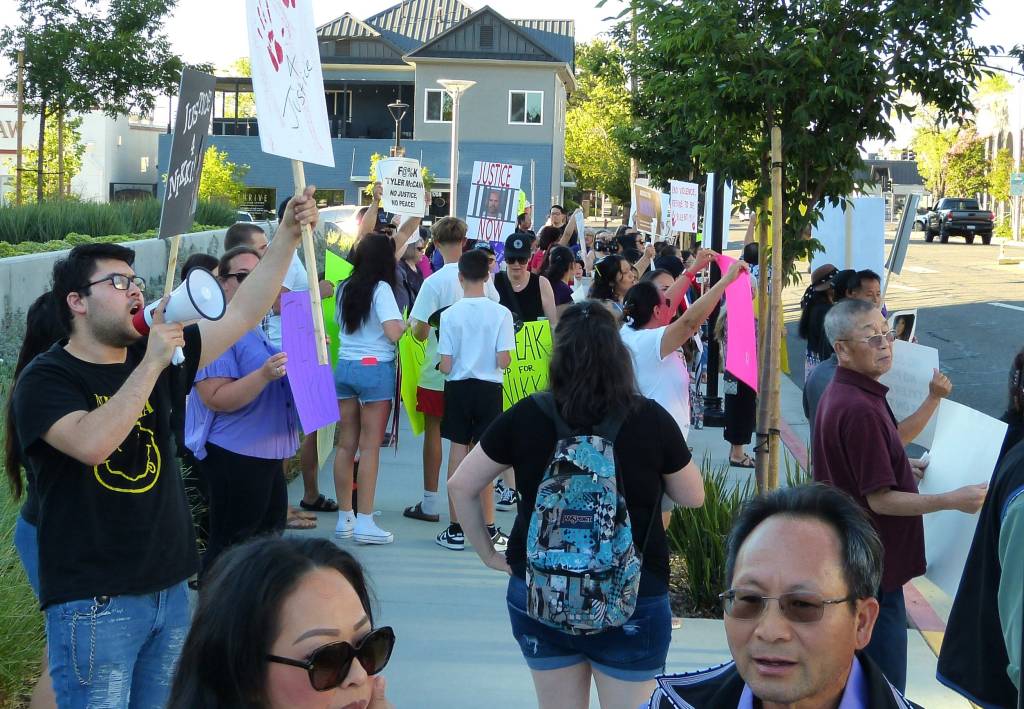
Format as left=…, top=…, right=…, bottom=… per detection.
left=9, top=188, right=319, bottom=709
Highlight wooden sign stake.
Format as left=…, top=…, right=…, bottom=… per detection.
left=291, top=160, right=329, bottom=365
left=163, top=235, right=182, bottom=298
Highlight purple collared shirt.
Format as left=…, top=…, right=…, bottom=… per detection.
left=737, top=656, right=868, bottom=709
left=186, top=328, right=299, bottom=461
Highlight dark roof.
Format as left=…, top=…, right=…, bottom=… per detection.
left=859, top=159, right=924, bottom=186
left=317, top=13, right=380, bottom=38
left=405, top=5, right=562, bottom=63
left=511, top=19, right=575, bottom=66
left=364, top=0, right=473, bottom=52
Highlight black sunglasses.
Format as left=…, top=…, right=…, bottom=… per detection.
left=224, top=272, right=249, bottom=283
left=266, top=626, right=395, bottom=692
left=506, top=256, right=529, bottom=265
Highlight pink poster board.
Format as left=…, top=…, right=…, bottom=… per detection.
left=716, top=254, right=758, bottom=392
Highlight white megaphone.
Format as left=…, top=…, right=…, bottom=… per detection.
left=133, top=267, right=226, bottom=365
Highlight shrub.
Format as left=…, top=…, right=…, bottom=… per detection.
left=0, top=199, right=235, bottom=245
left=0, top=225, right=226, bottom=259
left=667, top=454, right=755, bottom=617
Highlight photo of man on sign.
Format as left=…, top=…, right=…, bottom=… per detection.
left=466, top=160, right=523, bottom=242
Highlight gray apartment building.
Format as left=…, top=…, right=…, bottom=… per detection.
left=158, top=0, right=575, bottom=219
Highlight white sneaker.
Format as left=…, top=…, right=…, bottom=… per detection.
left=354, top=517, right=394, bottom=545
left=334, top=512, right=355, bottom=539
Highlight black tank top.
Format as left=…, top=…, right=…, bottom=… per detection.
left=495, top=271, right=544, bottom=323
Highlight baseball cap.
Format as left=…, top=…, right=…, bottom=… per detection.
left=504, top=234, right=531, bottom=260
left=472, top=240, right=495, bottom=255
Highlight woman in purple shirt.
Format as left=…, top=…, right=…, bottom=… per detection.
left=187, top=246, right=299, bottom=577
left=543, top=245, right=576, bottom=315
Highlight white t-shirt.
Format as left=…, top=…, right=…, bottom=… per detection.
left=619, top=324, right=691, bottom=439
left=335, top=281, right=403, bottom=362
left=410, top=263, right=499, bottom=391
left=266, top=253, right=309, bottom=347
left=438, top=297, right=515, bottom=384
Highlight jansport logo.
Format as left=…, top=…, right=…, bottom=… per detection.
left=560, top=512, right=593, bottom=527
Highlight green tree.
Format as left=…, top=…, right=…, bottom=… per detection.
left=221, top=57, right=257, bottom=119
left=197, top=146, right=249, bottom=206
left=912, top=123, right=957, bottom=198
left=944, top=127, right=987, bottom=198
left=617, top=0, right=995, bottom=267
left=565, top=39, right=631, bottom=204
left=5, top=115, right=84, bottom=202
left=990, top=148, right=1013, bottom=204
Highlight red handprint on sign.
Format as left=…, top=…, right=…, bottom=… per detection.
left=255, top=0, right=287, bottom=72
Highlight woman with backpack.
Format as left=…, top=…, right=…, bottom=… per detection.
left=448, top=301, right=706, bottom=709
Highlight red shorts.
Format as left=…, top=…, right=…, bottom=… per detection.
left=416, top=386, right=445, bottom=418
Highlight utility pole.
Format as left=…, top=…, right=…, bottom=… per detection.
left=703, top=177, right=727, bottom=427
left=15, top=50, right=24, bottom=205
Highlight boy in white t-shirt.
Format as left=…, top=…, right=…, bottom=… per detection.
left=435, top=249, right=515, bottom=550
left=403, top=218, right=499, bottom=526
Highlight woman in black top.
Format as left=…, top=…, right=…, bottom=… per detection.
left=494, top=233, right=558, bottom=327
left=448, top=302, right=705, bottom=708
left=798, top=263, right=838, bottom=382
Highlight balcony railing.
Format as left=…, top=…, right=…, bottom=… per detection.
left=211, top=117, right=413, bottom=141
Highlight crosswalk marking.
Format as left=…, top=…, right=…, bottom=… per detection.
left=903, top=265, right=939, bottom=274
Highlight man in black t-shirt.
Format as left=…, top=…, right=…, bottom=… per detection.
left=12, top=190, right=319, bottom=708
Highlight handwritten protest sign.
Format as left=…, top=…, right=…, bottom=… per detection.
left=246, top=0, right=333, bottom=167
left=281, top=290, right=341, bottom=432
left=466, top=161, right=523, bottom=242
left=378, top=158, right=426, bottom=217
left=161, top=69, right=215, bottom=239
left=716, top=254, right=758, bottom=391
left=398, top=331, right=427, bottom=435
left=669, top=180, right=699, bottom=233
left=919, top=399, right=1007, bottom=596
left=878, top=339, right=939, bottom=448
left=503, top=320, right=553, bottom=410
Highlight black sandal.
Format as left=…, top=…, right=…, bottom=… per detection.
left=729, top=455, right=756, bottom=469
left=403, top=502, right=440, bottom=522
left=299, top=494, right=339, bottom=512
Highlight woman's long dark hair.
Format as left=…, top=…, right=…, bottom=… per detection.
left=797, top=288, right=831, bottom=340
left=622, top=281, right=662, bottom=330
left=588, top=254, right=628, bottom=302
left=536, top=225, right=561, bottom=253
left=548, top=302, right=638, bottom=428
left=1008, top=347, right=1024, bottom=418
left=168, top=537, right=376, bottom=709
left=339, top=233, right=397, bottom=334
left=543, top=245, right=573, bottom=284
left=5, top=292, right=64, bottom=498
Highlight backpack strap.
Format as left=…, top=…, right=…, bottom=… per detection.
left=532, top=392, right=573, bottom=441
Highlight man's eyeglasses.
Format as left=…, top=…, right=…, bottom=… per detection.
left=838, top=330, right=896, bottom=349
left=720, top=589, right=853, bottom=624
left=224, top=272, right=250, bottom=283
left=266, top=626, right=395, bottom=692
left=83, top=274, right=146, bottom=292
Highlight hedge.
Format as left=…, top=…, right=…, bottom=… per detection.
left=0, top=226, right=226, bottom=259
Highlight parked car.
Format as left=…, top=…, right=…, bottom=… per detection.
left=913, top=209, right=928, bottom=231
left=924, top=197, right=994, bottom=245
left=235, top=210, right=256, bottom=223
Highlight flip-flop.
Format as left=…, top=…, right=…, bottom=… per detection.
left=286, top=517, right=317, bottom=530
left=729, top=455, right=756, bottom=469
left=299, top=495, right=339, bottom=512
left=403, top=502, right=440, bottom=523
left=288, top=506, right=316, bottom=521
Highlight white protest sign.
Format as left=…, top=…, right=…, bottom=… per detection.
left=877, top=339, right=939, bottom=448
left=574, top=209, right=585, bottom=238
left=377, top=158, right=425, bottom=218
left=810, top=197, right=885, bottom=277
left=670, top=180, right=699, bottom=233
left=918, top=399, right=1007, bottom=596
left=466, top=161, right=523, bottom=242
left=246, top=0, right=334, bottom=167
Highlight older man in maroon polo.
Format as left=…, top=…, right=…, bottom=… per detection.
left=812, top=298, right=987, bottom=694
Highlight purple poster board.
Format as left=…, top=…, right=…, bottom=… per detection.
left=281, top=290, right=340, bottom=431
left=716, top=254, right=758, bottom=392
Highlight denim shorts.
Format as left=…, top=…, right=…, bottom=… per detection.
left=334, top=358, right=396, bottom=403
left=13, top=514, right=40, bottom=599
left=506, top=575, right=671, bottom=681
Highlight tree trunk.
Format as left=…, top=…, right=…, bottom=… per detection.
left=765, top=125, right=785, bottom=490
left=57, top=109, right=64, bottom=199
left=754, top=199, right=771, bottom=489
left=36, top=101, right=47, bottom=203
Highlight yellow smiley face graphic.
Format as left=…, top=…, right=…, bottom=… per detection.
left=92, top=400, right=162, bottom=494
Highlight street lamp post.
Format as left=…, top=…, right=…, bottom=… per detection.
left=437, top=79, right=475, bottom=218
left=387, top=99, right=408, bottom=157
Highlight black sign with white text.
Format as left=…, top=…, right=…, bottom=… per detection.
left=160, top=69, right=216, bottom=239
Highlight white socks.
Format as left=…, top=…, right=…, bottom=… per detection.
left=422, top=490, right=439, bottom=516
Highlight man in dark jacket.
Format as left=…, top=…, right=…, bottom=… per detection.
left=646, top=484, right=920, bottom=709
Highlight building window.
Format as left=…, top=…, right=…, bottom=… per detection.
left=509, top=91, right=543, bottom=125
left=424, top=89, right=452, bottom=123
left=140, top=157, right=149, bottom=172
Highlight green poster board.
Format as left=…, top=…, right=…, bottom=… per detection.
left=502, top=320, right=553, bottom=410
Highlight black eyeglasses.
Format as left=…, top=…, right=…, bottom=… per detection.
left=224, top=272, right=250, bottom=283
left=266, top=626, right=395, bottom=692
left=720, top=589, right=853, bottom=624
left=83, top=274, right=146, bottom=292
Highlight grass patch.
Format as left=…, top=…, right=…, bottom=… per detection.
left=0, top=365, right=45, bottom=708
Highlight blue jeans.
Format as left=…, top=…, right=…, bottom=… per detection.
left=44, top=581, right=191, bottom=709
left=13, top=514, right=41, bottom=599
left=864, top=586, right=907, bottom=693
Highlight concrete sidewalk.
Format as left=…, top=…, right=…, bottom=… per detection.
left=287, top=380, right=968, bottom=708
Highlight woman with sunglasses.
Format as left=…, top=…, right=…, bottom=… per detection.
left=588, top=253, right=636, bottom=316
left=448, top=301, right=706, bottom=709
left=169, top=536, right=395, bottom=708
left=187, top=246, right=299, bottom=578
left=495, top=233, right=558, bottom=327
left=620, top=250, right=739, bottom=442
